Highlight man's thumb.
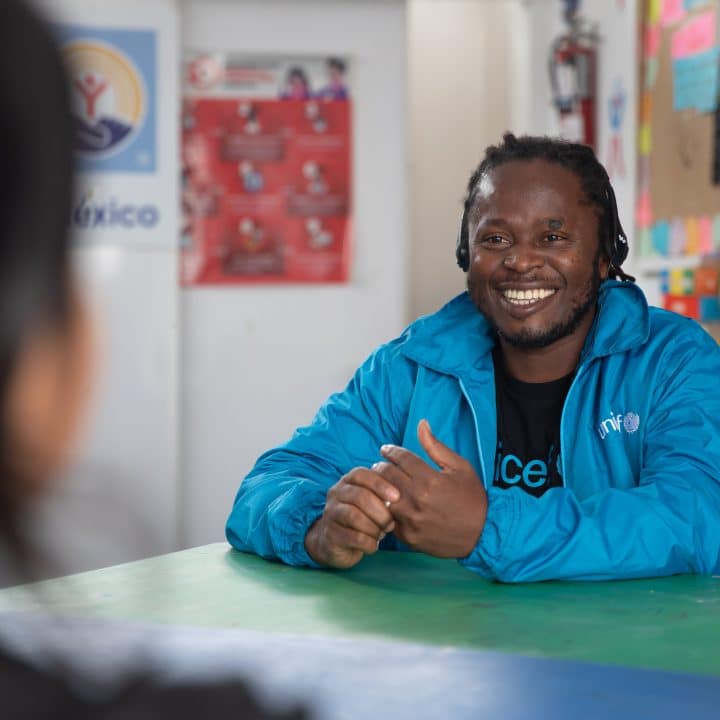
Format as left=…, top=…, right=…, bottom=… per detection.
left=417, top=419, right=459, bottom=470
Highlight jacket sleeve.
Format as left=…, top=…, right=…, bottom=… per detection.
left=226, top=340, right=416, bottom=567
left=461, top=325, right=720, bottom=582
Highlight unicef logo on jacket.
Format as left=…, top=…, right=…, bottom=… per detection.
left=597, top=410, right=641, bottom=440
left=623, top=412, right=640, bottom=434
left=59, top=27, right=156, bottom=173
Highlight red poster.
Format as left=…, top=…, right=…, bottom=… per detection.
left=181, top=55, right=352, bottom=285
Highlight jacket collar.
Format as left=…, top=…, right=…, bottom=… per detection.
left=400, top=280, right=650, bottom=376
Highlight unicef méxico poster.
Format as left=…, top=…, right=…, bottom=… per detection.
left=57, top=25, right=163, bottom=243
left=181, top=53, right=352, bottom=285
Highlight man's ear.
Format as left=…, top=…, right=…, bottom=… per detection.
left=599, top=250, right=611, bottom=281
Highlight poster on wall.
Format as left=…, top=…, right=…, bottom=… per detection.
left=181, top=53, right=352, bottom=285
left=56, top=24, right=168, bottom=246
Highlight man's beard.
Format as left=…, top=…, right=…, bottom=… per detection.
left=468, top=256, right=602, bottom=350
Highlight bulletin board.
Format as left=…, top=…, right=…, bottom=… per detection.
left=637, top=0, right=720, bottom=258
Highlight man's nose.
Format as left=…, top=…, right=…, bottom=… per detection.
left=502, top=245, right=545, bottom=273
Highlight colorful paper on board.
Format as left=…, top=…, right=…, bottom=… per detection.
left=713, top=215, right=720, bottom=250
left=700, top=296, right=720, bottom=322
left=695, top=265, right=719, bottom=294
left=672, top=47, right=720, bottom=112
left=639, top=123, right=652, bottom=155
left=649, top=0, right=661, bottom=24
left=671, top=9, right=716, bottom=59
left=641, top=92, right=653, bottom=122
left=645, top=57, right=659, bottom=88
left=669, top=267, right=693, bottom=294
left=670, top=217, right=687, bottom=255
left=669, top=268, right=684, bottom=295
left=639, top=228, right=653, bottom=257
left=645, top=25, right=661, bottom=57
left=685, top=216, right=700, bottom=254
left=698, top=215, right=713, bottom=253
left=636, top=191, right=652, bottom=229
left=684, top=0, right=712, bottom=11
left=714, top=104, right=720, bottom=184
left=651, top=221, right=670, bottom=255
left=662, top=0, right=686, bottom=26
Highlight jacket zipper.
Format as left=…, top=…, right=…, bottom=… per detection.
left=458, top=377, right=489, bottom=489
left=559, top=363, right=587, bottom=488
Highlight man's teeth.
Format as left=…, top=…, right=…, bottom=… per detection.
left=502, top=288, right=556, bottom=305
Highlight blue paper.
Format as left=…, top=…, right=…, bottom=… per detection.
left=673, top=47, right=720, bottom=113
left=651, top=222, right=670, bottom=256
left=700, top=297, right=720, bottom=322
left=684, top=0, right=712, bottom=11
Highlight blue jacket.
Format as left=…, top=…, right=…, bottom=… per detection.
left=226, top=281, right=720, bottom=581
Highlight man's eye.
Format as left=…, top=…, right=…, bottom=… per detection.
left=481, top=235, right=508, bottom=246
left=545, top=234, right=564, bottom=242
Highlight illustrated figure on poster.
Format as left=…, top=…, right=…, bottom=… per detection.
left=316, top=58, right=348, bottom=101
left=305, top=217, right=333, bottom=249
left=303, top=161, right=328, bottom=195
left=280, top=67, right=311, bottom=100
left=239, top=161, right=264, bottom=193
left=606, top=78, right=626, bottom=179
left=182, top=99, right=196, bottom=131
left=183, top=133, right=212, bottom=188
left=305, top=101, right=328, bottom=133
left=238, top=217, right=265, bottom=251
left=238, top=102, right=261, bottom=135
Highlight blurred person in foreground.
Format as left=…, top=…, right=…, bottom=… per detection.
left=227, top=132, right=720, bottom=582
left=0, top=2, right=305, bottom=718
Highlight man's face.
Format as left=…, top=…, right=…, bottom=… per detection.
left=466, top=159, right=609, bottom=349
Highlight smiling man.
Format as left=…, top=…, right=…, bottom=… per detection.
left=227, top=133, right=720, bottom=581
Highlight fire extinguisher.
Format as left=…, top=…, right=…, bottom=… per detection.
left=548, top=0, right=598, bottom=149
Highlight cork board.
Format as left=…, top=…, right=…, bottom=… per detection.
left=637, top=0, right=720, bottom=257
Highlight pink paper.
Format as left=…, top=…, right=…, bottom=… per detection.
left=685, top=217, right=700, bottom=254
left=662, top=0, right=685, bottom=26
left=670, top=217, right=686, bottom=255
left=698, top=216, right=713, bottom=254
left=635, top=191, right=652, bottom=229
left=645, top=24, right=661, bottom=57
left=671, top=10, right=716, bottom=59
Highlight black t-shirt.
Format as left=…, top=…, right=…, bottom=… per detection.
left=492, top=348, right=574, bottom=498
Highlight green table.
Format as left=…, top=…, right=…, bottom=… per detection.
left=1, top=543, right=719, bottom=676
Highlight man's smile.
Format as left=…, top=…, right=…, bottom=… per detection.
left=499, top=287, right=557, bottom=308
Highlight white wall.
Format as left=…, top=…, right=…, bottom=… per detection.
left=408, top=0, right=531, bottom=320
left=179, top=0, right=408, bottom=546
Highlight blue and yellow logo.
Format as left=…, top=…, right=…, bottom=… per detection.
left=56, top=26, right=156, bottom=173
left=64, top=40, right=146, bottom=159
